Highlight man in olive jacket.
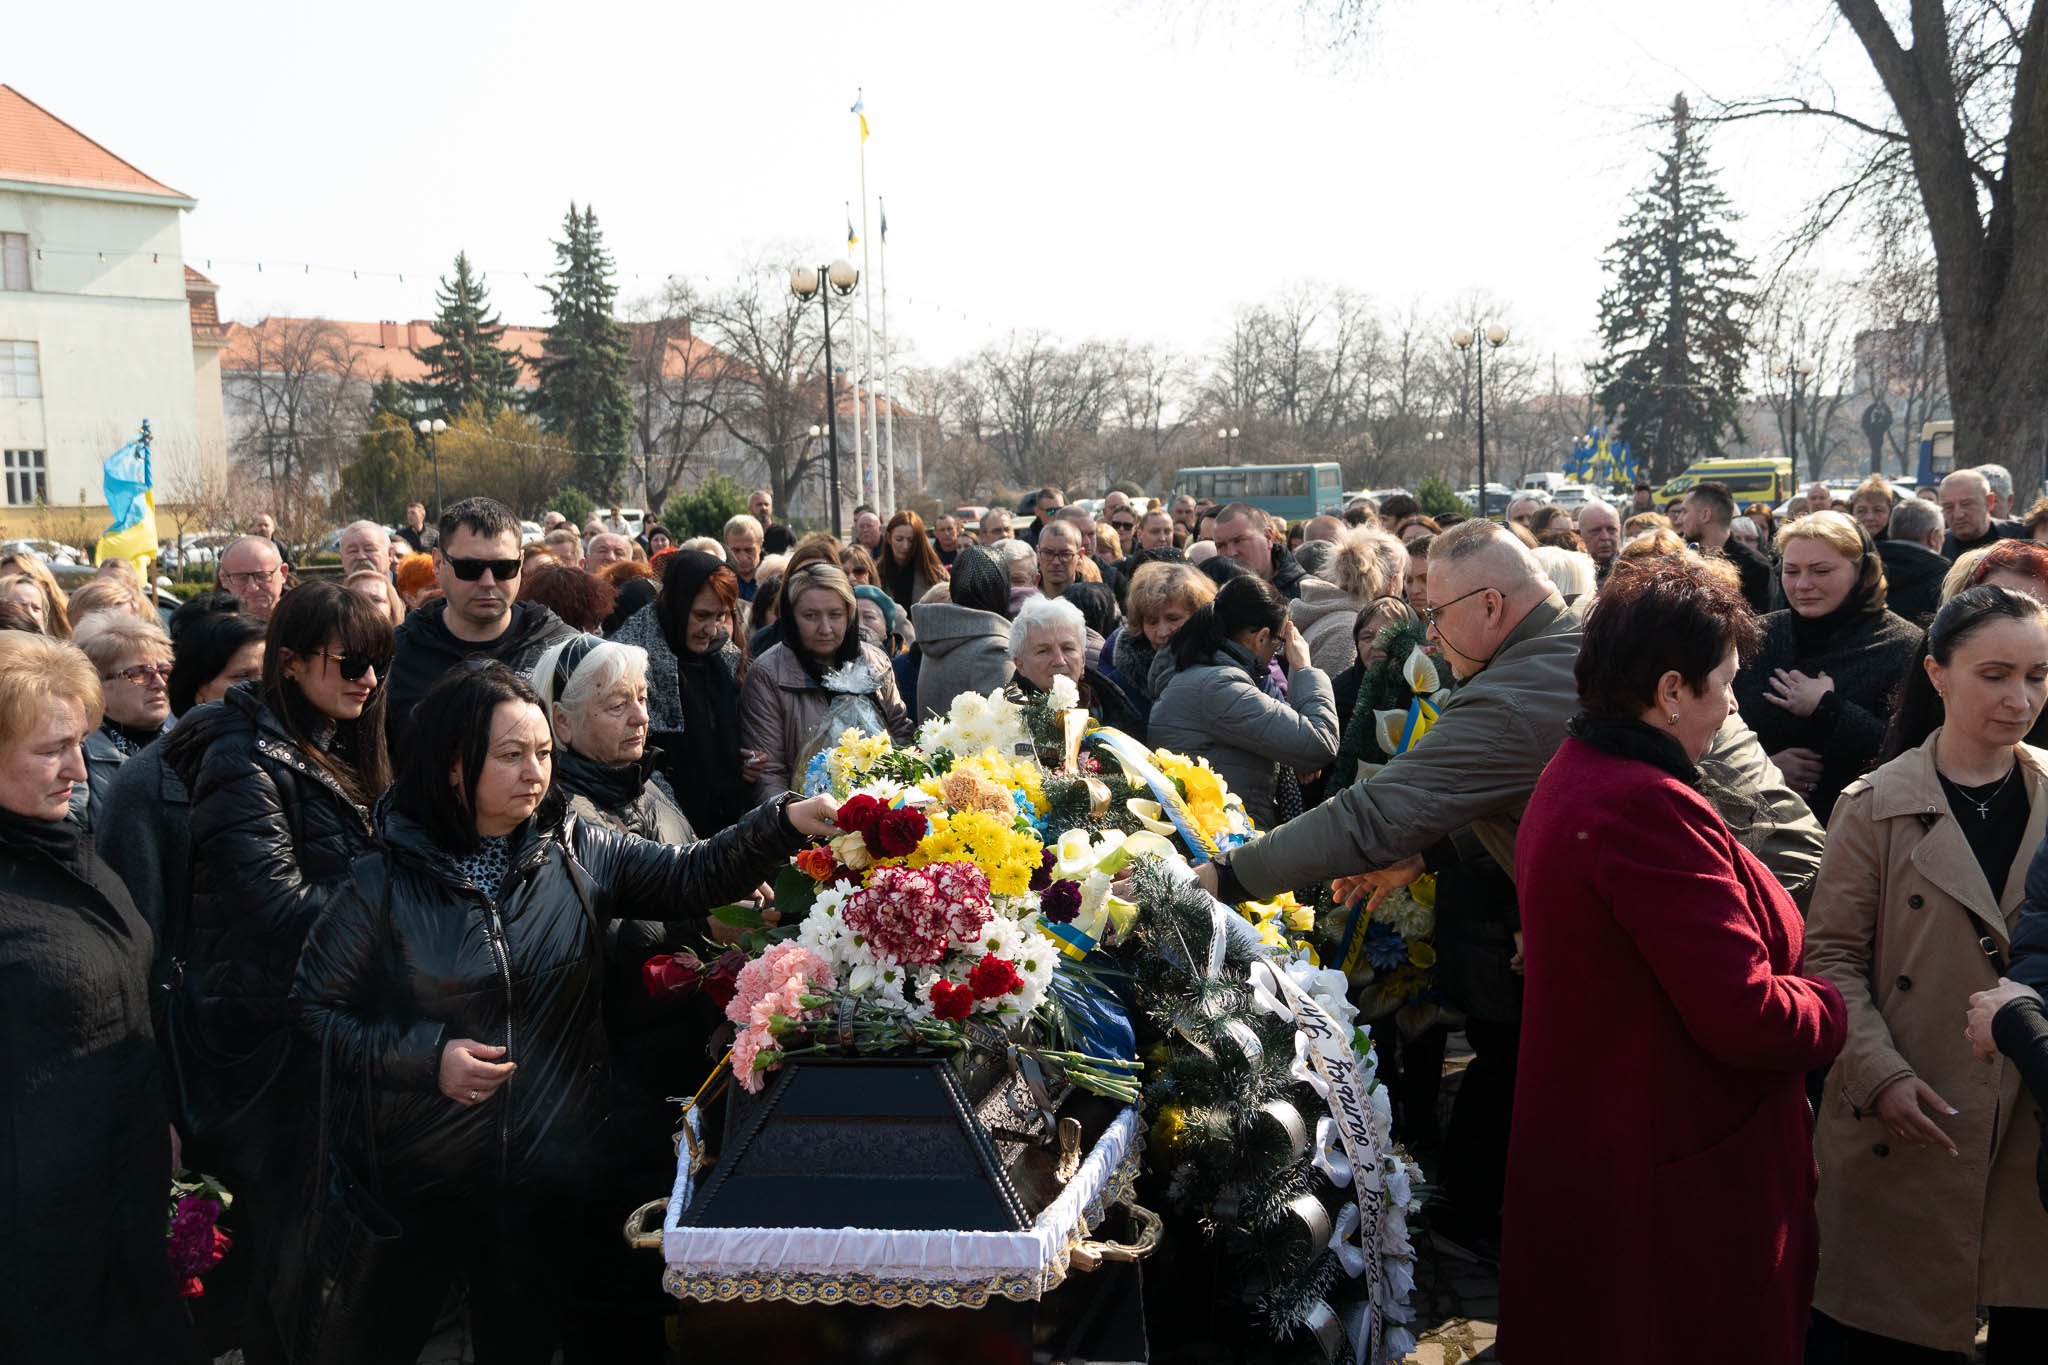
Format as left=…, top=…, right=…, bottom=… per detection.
left=1203, top=520, right=1823, bottom=907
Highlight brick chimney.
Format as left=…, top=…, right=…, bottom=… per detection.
left=379, top=320, right=401, bottom=350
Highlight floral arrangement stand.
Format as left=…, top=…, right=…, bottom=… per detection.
left=683, top=1055, right=1029, bottom=1233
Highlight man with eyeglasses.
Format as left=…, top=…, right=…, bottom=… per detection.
left=1196, top=519, right=1825, bottom=1263
left=1036, top=521, right=1086, bottom=598
left=387, top=496, right=576, bottom=750
left=216, top=535, right=290, bottom=621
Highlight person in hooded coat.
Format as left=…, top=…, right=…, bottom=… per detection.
left=609, top=550, right=758, bottom=838
left=908, top=546, right=1014, bottom=721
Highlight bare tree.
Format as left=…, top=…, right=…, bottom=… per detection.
left=623, top=281, right=737, bottom=513
left=1854, top=250, right=1952, bottom=475
left=695, top=263, right=834, bottom=514
left=971, top=332, right=1122, bottom=489
left=1752, top=272, right=1862, bottom=482
left=225, top=317, right=362, bottom=499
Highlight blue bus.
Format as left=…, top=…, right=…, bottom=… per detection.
left=1171, top=462, right=1344, bottom=520
left=1913, top=420, right=1954, bottom=489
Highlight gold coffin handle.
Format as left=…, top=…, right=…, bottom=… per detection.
left=624, top=1198, right=668, bottom=1251
left=1069, top=1198, right=1163, bottom=1272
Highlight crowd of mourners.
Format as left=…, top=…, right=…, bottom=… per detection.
left=6, top=463, right=2048, bottom=1364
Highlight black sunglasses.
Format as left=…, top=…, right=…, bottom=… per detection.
left=446, top=556, right=521, bottom=582
left=318, top=650, right=391, bottom=683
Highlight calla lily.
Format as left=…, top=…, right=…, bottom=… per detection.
left=1402, top=647, right=1441, bottom=696
left=1125, top=798, right=1179, bottom=837
left=1374, top=709, right=1406, bottom=757
left=1096, top=829, right=1175, bottom=873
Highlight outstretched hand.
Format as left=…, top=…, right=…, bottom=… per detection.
left=786, top=794, right=841, bottom=838
left=1331, top=854, right=1426, bottom=915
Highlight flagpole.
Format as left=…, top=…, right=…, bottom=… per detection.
left=879, top=195, right=902, bottom=500
left=858, top=137, right=884, bottom=511
left=846, top=200, right=866, bottom=513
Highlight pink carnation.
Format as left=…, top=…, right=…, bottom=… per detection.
left=725, top=942, right=832, bottom=1028
left=730, top=1024, right=774, bottom=1093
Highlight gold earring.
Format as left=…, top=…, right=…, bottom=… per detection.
left=1669, top=712, right=1680, bottom=725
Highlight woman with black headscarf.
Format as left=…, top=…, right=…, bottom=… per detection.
left=610, top=549, right=757, bottom=838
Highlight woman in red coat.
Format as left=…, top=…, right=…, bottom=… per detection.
left=1502, top=556, right=1848, bottom=1364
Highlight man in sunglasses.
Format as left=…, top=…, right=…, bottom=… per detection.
left=386, top=496, right=577, bottom=750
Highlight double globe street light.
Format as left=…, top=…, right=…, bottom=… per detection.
left=415, top=417, right=448, bottom=523
left=791, top=259, right=860, bottom=536
left=1452, top=325, right=1508, bottom=519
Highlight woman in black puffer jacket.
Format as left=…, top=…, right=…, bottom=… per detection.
left=292, top=662, right=837, bottom=1364
left=163, top=581, right=392, bottom=1364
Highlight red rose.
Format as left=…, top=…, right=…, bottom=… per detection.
left=702, top=950, right=747, bottom=1011
left=871, top=806, right=929, bottom=859
left=929, top=979, right=975, bottom=1021
left=642, top=952, right=705, bottom=998
left=836, top=794, right=886, bottom=835
left=967, top=954, right=1023, bottom=1000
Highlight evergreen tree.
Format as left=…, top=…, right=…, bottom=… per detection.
left=366, top=370, right=413, bottom=425
left=410, top=252, right=523, bottom=421
left=1593, top=94, right=1752, bottom=482
left=531, top=204, right=634, bottom=498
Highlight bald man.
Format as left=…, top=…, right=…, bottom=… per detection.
left=1575, top=501, right=1622, bottom=582
left=1939, top=468, right=2025, bottom=559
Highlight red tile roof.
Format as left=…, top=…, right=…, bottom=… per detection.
left=222, top=316, right=732, bottom=387
left=0, top=85, right=191, bottom=202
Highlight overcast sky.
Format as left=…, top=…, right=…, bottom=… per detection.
left=14, top=0, right=1889, bottom=381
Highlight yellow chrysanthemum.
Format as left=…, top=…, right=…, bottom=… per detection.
left=907, top=808, right=1043, bottom=897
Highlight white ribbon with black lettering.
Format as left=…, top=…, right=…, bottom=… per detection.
left=1250, top=957, right=1386, bottom=1365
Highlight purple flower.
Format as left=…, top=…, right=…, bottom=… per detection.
left=1029, top=847, right=1058, bottom=893
left=1040, top=879, right=1083, bottom=924
left=167, top=1197, right=223, bottom=1276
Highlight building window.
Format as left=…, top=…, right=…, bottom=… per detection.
left=0, top=341, right=40, bottom=398
left=3, top=450, right=46, bottom=507
left=0, top=234, right=26, bottom=291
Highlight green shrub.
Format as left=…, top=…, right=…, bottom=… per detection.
left=1415, top=474, right=1471, bottom=519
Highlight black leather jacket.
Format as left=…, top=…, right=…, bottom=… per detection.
left=162, top=686, right=375, bottom=1139
left=292, top=791, right=801, bottom=1200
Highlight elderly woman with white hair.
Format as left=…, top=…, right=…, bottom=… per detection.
left=1531, top=544, right=1598, bottom=604
left=530, top=633, right=691, bottom=847
left=1008, top=595, right=1146, bottom=733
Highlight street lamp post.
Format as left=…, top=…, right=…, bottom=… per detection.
left=791, top=260, right=860, bottom=537
left=1773, top=356, right=1817, bottom=477
left=415, top=417, right=448, bottom=523
left=1451, top=324, right=1509, bottom=518
left=1217, top=426, right=1241, bottom=464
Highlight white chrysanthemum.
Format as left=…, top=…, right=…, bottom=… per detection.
left=1047, top=673, right=1080, bottom=712
left=968, top=915, right=1026, bottom=961
left=1008, top=927, right=1060, bottom=1011
left=796, top=911, right=845, bottom=967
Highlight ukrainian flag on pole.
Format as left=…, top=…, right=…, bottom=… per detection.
left=95, top=419, right=158, bottom=572
left=851, top=88, right=868, bottom=143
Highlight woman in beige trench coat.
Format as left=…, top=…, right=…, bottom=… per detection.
left=1805, top=586, right=2048, bottom=1360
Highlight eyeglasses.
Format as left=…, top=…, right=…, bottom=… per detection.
left=1416, top=584, right=1495, bottom=630
left=446, top=556, right=521, bottom=582
left=103, top=662, right=172, bottom=686
left=220, top=567, right=282, bottom=589
left=1110, top=519, right=1136, bottom=533
left=317, top=651, right=390, bottom=682
left=1039, top=550, right=1077, bottom=562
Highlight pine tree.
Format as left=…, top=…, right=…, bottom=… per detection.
left=1593, top=94, right=1753, bottom=483
left=531, top=204, right=634, bottom=499
left=366, top=370, right=413, bottom=425
left=410, top=252, right=523, bottom=422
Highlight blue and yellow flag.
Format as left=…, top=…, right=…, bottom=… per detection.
left=851, top=89, right=868, bottom=143
left=845, top=203, right=858, bottom=251
left=95, top=420, right=157, bottom=571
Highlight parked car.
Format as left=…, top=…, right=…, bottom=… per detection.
left=1, top=537, right=88, bottom=566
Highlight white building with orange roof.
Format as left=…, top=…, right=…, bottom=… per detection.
left=0, top=84, right=227, bottom=540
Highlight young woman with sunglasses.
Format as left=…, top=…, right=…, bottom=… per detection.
left=162, top=579, right=394, bottom=1351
